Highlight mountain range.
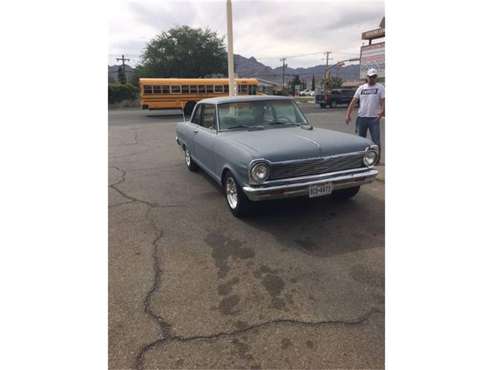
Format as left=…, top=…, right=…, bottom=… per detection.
left=108, top=54, right=360, bottom=84
left=233, top=54, right=360, bottom=84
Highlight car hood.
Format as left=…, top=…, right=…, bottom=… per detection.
left=223, top=126, right=373, bottom=162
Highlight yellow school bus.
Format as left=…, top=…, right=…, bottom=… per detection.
left=139, top=78, right=259, bottom=115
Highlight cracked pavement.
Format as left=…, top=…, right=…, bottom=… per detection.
left=109, top=105, right=385, bottom=369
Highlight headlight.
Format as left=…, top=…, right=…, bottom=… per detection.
left=363, top=147, right=378, bottom=167
left=250, top=162, right=269, bottom=183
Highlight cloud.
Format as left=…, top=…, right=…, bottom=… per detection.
left=109, top=0, right=384, bottom=68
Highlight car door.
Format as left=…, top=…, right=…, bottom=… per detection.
left=193, top=103, right=218, bottom=176
left=187, top=103, right=203, bottom=157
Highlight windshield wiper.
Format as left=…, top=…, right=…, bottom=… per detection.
left=226, top=124, right=264, bottom=131
left=268, top=121, right=297, bottom=126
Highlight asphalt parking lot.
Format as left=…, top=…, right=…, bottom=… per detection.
left=109, top=102, right=385, bottom=369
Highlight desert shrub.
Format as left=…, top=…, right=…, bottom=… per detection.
left=108, top=83, right=138, bottom=104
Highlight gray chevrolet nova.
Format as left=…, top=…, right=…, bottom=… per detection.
left=176, top=95, right=378, bottom=217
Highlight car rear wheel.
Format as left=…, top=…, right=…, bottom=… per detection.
left=184, top=147, right=198, bottom=172
left=223, top=172, right=252, bottom=217
left=332, top=186, right=360, bottom=200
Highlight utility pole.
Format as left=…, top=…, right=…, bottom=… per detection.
left=324, top=51, right=331, bottom=92
left=226, top=0, right=235, bottom=96
left=280, top=57, right=287, bottom=92
left=116, top=54, right=130, bottom=84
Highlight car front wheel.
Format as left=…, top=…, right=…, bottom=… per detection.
left=224, top=172, right=252, bottom=217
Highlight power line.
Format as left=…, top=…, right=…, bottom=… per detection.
left=116, top=54, right=131, bottom=82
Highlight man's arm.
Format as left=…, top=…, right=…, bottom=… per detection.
left=345, top=97, right=358, bottom=124
left=378, top=98, right=385, bottom=119
left=378, top=85, right=385, bottom=119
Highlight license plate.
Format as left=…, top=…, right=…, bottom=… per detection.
left=308, top=182, right=333, bottom=198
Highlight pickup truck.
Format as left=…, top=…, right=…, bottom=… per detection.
left=319, top=89, right=356, bottom=108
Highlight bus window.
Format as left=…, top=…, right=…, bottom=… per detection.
left=214, top=85, right=224, bottom=93
left=190, top=85, right=197, bottom=93
left=248, top=85, right=257, bottom=95
left=171, top=85, right=181, bottom=94
left=181, top=85, right=190, bottom=94
left=198, top=85, right=206, bottom=93
left=239, top=85, right=248, bottom=94
left=161, top=85, right=170, bottom=94
left=206, top=85, right=213, bottom=93
left=143, top=85, right=152, bottom=94
left=224, top=85, right=229, bottom=93
left=152, top=86, right=162, bottom=94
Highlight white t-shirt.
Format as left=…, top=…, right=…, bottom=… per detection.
left=354, top=83, right=385, bottom=118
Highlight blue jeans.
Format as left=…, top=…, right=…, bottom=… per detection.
left=356, top=116, right=380, bottom=147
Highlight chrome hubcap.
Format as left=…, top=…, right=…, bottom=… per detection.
left=226, top=177, right=238, bottom=209
left=185, top=149, right=191, bottom=167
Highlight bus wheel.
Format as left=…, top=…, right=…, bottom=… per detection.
left=184, top=101, right=196, bottom=117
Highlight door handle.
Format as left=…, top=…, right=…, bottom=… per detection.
left=193, top=129, right=198, bottom=134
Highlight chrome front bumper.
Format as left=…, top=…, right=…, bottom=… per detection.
left=242, top=168, right=378, bottom=201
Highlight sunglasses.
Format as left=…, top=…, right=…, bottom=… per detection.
left=368, top=75, right=377, bottom=78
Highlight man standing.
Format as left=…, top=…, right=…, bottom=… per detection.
left=345, top=68, right=385, bottom=152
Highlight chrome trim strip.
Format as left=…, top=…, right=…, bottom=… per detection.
left=265, top=150, right=366, bottom=166
left=262, top=167, right=371, bottom=185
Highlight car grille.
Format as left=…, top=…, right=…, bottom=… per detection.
left=269, top=152, right=365, bottom=180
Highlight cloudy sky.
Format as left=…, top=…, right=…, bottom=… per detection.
left=109, top=0, right=384, bottom=68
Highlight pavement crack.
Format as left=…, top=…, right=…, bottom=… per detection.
left=143, top=229, right=170, bottom=336
left=109, top=166, right=126, bottom=187
left=109, top=166, right=185, bottom=209
left=109, top=165, right=184, bottom=370
left=135, top=307, right=384, bottom=368
left=134, top=208, right=171, bottom=370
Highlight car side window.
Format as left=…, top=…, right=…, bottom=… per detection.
left=201, top=104, right=216, bottom=130
left=191, top=104, right=202, bottom=124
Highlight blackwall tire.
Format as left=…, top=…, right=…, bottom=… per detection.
left=184, top=147, right=198, bottom=172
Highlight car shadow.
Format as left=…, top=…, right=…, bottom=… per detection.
left=241, top=192, right=385, bottom=258
left=194, top=168, right=384, bottom=258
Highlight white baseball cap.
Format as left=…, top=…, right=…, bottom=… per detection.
left=367, top=68, right=378, bottom=77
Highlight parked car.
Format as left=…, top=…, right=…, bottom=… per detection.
left=299, top=89, right=313, bottom=96
left=319, top=88, right=356, bottom=108
left=176, top=95, right=378, bottom=217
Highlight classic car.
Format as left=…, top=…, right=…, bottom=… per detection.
left=176, top=95, right=378, bottom=217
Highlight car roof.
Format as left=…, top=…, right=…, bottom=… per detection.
left=197, top=95, right=294, bottom=105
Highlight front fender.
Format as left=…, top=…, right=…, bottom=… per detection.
left=215, top=139, right=253, bottom=186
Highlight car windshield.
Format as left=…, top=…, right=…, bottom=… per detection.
left=217, top=100, right=308, bottom=130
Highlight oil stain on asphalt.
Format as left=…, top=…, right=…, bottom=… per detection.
left=204, top=231, right=255, bottom=279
